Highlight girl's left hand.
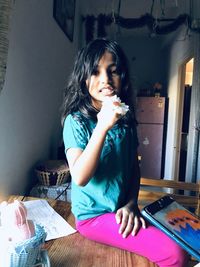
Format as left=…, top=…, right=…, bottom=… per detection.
left=115, top=205, right=146, bottom=238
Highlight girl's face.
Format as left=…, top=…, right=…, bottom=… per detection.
left=86, top=51, right=121, bottom=110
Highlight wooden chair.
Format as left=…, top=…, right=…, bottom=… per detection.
left=139, top=177, right=200, bottom=215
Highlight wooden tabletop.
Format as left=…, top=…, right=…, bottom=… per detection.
left=0, top=195, right=157, bottom=267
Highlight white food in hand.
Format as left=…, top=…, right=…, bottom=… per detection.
left=103, top=95, right=129, bottom=116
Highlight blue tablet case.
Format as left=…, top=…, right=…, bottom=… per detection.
left=141, top=195, right=200, bottom=261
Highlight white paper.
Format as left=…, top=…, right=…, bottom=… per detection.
left=24, top=199, right=77, bottom=241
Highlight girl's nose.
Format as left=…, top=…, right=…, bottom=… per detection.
left=99, top=70, right=110, bottom=84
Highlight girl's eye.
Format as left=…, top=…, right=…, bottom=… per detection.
left=91, top=69, right=99, bottom=76
left=112, top=70, right=118, bottom=75
left=110, top=68, right=119, bottom=76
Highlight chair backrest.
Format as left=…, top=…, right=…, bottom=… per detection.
left=138, top=177, right=200, bottom=216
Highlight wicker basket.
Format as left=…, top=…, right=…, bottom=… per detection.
left=35, top=160, right=70, bottom=186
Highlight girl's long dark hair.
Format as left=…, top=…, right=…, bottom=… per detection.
left=61, top=38, right=135, bottom=126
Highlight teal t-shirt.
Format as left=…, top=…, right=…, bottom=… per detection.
left=63, top=112, right=138, bottom=220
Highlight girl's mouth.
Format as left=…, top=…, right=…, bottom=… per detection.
left=100, top=87, right=115, bottom=96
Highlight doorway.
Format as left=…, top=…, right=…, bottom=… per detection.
left=176, top=58, right=194, bottom=182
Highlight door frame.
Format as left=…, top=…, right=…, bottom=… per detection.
left=173, top=56, right=194, bottom=181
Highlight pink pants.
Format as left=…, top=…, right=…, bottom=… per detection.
left=76, top=213, right=188, bottom=267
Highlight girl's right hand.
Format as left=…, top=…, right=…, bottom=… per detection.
left=116, top=205, right=146, bottom=238
left=97, top=100, right=122, bottom=131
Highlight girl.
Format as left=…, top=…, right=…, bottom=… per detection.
left=61, top=38, right=188, bottom=266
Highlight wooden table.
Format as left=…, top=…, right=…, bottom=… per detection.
left=0, top=195, right=161, bottom=267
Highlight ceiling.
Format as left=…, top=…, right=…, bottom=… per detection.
left=81, top=0, right=195, bottom=39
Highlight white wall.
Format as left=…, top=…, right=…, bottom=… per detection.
left=0, top=0, right=80, bottom=196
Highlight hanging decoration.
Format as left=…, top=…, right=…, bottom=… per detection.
left=97, top=14, right=112, bottom=38
left=84, top=12, right=193, bottom=43
left=85, top=15, right=95, bottom=43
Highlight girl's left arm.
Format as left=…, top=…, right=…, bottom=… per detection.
left=115, top=151, right=146, bottom=238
